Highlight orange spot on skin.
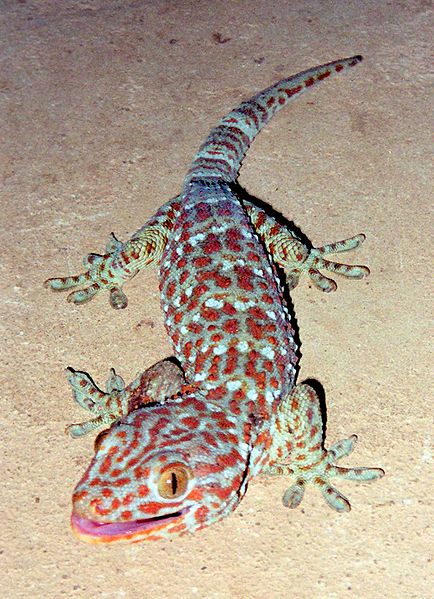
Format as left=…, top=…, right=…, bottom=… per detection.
left=139, top=501, right=174, bottom=515
left=229, top=398, right=241, bottom=415
left=222, top=302, right=236, bottom=315
left=246, top=317, right=265, bottom=339
left=223, top=319, right=238, bottom=334
left=209, top=484, right=232, bottom=500
left=112, top=477, right=131, bottom=487
left=203, top=235, right=222, bottom=254
left=203, top=431, right=219, bottom=448
left=138, top=484, right=150, bottom=497
left=207, top=386, right=226, bottom=400
left=217, top=447, right=243, bottom=468
left=188, top=322, right=203, bottom=334
left=195, top=462, right=224, bottom=476
left=195, top=505, right=209, bottom=523
left=211, top=333, right=223, bottom=342
left=201, top=306, right=220, bottom=321
left=223, top=347, right=238, bottom=375
left=187, top=488, right=204, bottom=501
left=182, top=416, right=199, bottom=428
left=236, top=266, right=254, bottom=291
left=169, top=523, right=187, bottom=534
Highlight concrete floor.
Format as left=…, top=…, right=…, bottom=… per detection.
left=2, top=1, right=432, bottom=597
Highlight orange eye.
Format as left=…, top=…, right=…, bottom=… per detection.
left=157, top=465, right=190, bottom=499
left=94, top=428, right=110, bottom=452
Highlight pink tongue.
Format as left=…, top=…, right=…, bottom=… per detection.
left=71, top=513, right=182, bottom=538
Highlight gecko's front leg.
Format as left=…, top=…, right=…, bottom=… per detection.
left=265, top=384, right=384, bottom=511
left=44, top=197, right=182, bottom=309
left=66, top=359, right=185, bottom=439
left=245, top=202, right=369, bottom=292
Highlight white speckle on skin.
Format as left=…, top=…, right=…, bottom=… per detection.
left=227, top=380, right=242, bottom=390
left=233, top=299, right=254, bottom=311
left=221, top=259, right=234, bottom=272
left=204, top=298, right=224, bottom=308
left=189, top=232, right=206, bottom=246
left=265, top=390, right=275, bottom=403
left=237, top=341, right=249, bottom=353
left=247, top=389, right=258, bottom=401
left=211, top=223, right=231, bottom=234
left=213, top=344, right=228, bottom=355
left=194, top=372, right=207, bottom=381
left=260, top=346, right=275, bottom=359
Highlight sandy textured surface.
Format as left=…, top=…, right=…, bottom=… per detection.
left=2, top=1, right=432, bottom=598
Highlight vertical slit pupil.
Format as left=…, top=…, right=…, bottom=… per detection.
left=171, top=472, right=178, bottom=495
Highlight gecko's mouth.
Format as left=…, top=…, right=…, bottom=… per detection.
left=71, top=509, right=188, bottom=543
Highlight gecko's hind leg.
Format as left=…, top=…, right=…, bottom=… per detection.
left=245, top=202, right=369, bottom=292
left=44, top=197, right=182, bottom=309
left=265, top=384, right=384, bottom=511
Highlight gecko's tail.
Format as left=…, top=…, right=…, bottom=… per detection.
left=186, top=55, right=362, bottom=184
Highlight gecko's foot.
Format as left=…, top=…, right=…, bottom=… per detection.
left=272, top=434, right=384, bottom=512
left=44, top=226, right=167, bottom=309
left=44, top=233, right=133, bottom=309
left=66, top=359, right=186, bottom=439
left=65, top=367, right=129, bottom=438
left=270, top=233, right=370, bottom=292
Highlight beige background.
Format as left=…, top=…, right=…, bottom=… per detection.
left=2, top=1, right=432, bottom=598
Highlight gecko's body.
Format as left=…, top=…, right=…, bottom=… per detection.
left=46, top=56, right=383, bottom=543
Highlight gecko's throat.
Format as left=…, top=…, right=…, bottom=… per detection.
left=71, top=509, right=189, bottom=543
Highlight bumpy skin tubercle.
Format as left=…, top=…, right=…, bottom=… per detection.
left=46, top=55, right=383, bottom=543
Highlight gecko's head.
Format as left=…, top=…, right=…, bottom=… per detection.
left=71, top=394, right=252, bottom=543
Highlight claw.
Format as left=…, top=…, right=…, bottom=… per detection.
left=316, top=233, right=366, bottom=255
left=307, top=268, right=337, bottom=293
left=282, top=481, right=305, bottom=509
left=67, top=282, right=101, bottom=304
left=320, top=483, right=351, bottom=512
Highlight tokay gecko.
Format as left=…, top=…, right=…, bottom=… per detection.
left=45, top=55, right=384, bottom=543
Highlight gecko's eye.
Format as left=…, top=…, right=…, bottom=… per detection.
left=157, top=465, right=190, bottom=499
left=94, top=428, right=110, bottom=452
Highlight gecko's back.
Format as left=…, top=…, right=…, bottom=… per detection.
left=160, top=181, right=297, bottom=427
